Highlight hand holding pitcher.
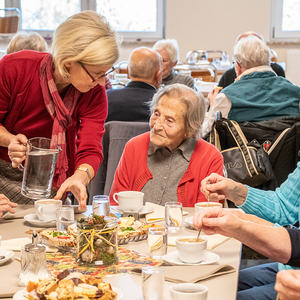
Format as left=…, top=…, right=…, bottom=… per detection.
left=7, top=134, right=28, bottom=168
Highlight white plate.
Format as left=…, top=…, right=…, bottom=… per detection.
left=184, top=216, right=196, bottom=229
left=13, top=287, right=123, bottom=300
left=24, top=214, right=56, bottom=228
left=0, top=248, right=14, bottom=266
left=163, top=250, right=220, bottom=266
left=111, top=205, right=154, bottom=215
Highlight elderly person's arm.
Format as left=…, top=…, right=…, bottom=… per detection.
left=193, top=208, right=291, bottom=264
left=275, top=270, right=300, bottom=300
left=0, top=194, right=17, bottom=218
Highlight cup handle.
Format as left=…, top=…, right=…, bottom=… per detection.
left=112, top=193, right=119, bottom=204
left=37, top=206, right=45, bottom=217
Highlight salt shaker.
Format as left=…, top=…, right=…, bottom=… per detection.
left=18, top=231, right=52, bottom=286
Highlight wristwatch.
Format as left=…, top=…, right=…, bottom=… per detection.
left=77, top=166, right=92, bottom=182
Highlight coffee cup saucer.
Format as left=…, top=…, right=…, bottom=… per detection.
left=111, top=205, right=154, bottom=215
left=163, top=250, right=220, bottom=266
left=24, top=214, right=56, bottom=228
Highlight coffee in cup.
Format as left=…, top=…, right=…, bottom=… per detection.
left=112, top=191, right=143, bottom=212
left=170, top=283, right=208, bottom=300
left=35, top=199, right=62, bottom=222
left=195, top=202, right=222, bottom=212
left=175, top=236, right=207, bottom=264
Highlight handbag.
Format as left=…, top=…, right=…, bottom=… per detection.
left=206, top=113, right=276, bottom=187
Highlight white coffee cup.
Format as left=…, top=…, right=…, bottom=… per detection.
left=170, top=283, right=208, bottom=300
left=35, top=199, right=62, bottom=222
left=112, top=191, right=144, bottom=212
left=195, top=202, right=222, bottom=212
left=175, top=236, right=207, bottom=264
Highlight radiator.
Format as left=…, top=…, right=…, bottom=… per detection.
left=286, top=49, right=300, bottom=86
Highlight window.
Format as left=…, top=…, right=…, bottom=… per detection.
left=3, top=0, right=165, bottom=41
left=270, top=0, right=300, bottom=42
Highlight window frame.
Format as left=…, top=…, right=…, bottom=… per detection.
left=270, top=0, right=300, bottom=42
left=4, top=0, right=165, bottom=42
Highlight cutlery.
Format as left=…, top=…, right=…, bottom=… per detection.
left=196, top=226, right=202, bottom=242
left=0, top=256, right=5, bottom=260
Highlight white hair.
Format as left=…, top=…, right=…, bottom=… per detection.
left=233, top=35, right=270, bottom=69
left=153, top=39, right=179, bottom=63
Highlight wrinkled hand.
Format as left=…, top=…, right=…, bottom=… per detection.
left=193, top=208, right=242, bottom=237
left=201, top=173, right=248, bottom=205
left=54, top=173, right=87, bottom=210
left=8, top=134, right=28, bottom=168
left=207, top=87, right=221, bottom=108
left=275, top=270, right=300, bottom=300
left=0, top=194, right=18, bottom=218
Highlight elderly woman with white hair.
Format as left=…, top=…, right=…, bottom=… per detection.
left=109, top=84, right=223, bottom=206
left=0, top=11, right=120, bottom=209
left=202, top=35, right=300, bottom=137
left=153, top=39, right=195, bottom=89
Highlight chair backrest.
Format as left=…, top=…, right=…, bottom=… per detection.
left=0, top=8, right=20, bottom=34
left=87, top=121, right=150, bottom=204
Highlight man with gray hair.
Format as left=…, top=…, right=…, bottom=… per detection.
left=106, top=47, right=162, bottom=122
left=153, top=39, right=195, bottom=89
left=202, top=35, right=300, bottom=136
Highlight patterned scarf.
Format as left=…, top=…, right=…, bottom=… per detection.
left=39, top=54, right=81, bottom=189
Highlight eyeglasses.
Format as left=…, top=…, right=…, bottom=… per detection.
left=79, top=62, right=115, bottom=82
left=234, top=61, right=242, bottom=69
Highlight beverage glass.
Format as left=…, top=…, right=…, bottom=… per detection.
left=170, top=283, right=208, bottom=300
left=35, top=199, right=62, bottom=222
left=21, top=137, right=61, bottom=199
left=165, top=202, right=183, bottom=230
left=56, top=206, right=74, bottom=231
left=92, top=195, right=110, bottom=216
left=142, top=267, right=164, bottom=300
left=148, top=227, right=168, bottom=259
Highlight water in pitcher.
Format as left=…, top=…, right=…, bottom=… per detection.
left=21, top=150, right=58, bottom=199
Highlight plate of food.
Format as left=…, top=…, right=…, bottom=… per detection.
left=13, top=269, right=123, bottom=300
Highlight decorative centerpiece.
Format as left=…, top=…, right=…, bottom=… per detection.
left=76, top=215, right=118, bottom=266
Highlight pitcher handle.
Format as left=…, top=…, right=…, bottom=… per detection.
left=113, top=193, right=119, bottom=204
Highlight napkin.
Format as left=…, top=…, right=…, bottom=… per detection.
left=168, top=234, right=231, bottom=250
left=130, top=264, right=235, bottom=283
left=2, top=205, right=36, bottom=220
left=145, top=202, right=188, bottom=223
left=2, top=237, right=58, bottom=253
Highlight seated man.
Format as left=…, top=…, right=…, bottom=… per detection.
left=106, top=47, right=162, bottom=122
left=202, top=35, right=300, bottom=136
left=153, top=39, right=195, bottom=89
left=109, top=84, right=223, bottom=206
left=218, top=31, right=285, bottom=89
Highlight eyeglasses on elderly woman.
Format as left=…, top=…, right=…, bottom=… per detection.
left=78, top=62, right=115, bottom=82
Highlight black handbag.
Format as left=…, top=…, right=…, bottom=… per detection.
left=206, top=113, right=275, bottom=187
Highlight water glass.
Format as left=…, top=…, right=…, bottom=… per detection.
left=142, top=267, right=165, bottom=300
left=148, top=227, right=168, bottom=259
left=92, top=195, right=110, bottom=216
left=165, top=202, right=183, bottom=230
left=56, top=206, right=74, bottom=231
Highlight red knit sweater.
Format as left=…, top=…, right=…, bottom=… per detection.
left=110, top=133, right=224, bottom=207
left=0, top=50, right=108, bottom=177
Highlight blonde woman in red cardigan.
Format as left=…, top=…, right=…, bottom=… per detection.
left=110, top=84, right=223, bottom=207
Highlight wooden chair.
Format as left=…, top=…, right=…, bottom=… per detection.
left=0, top=8, right=20, bottom=34
left=270, top=49, right=278, bottom=62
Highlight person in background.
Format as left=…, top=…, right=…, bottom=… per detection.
left=106, top=47, right=162, bottom=122
left=153, top=39, right=195, bottom=89
left=6, top=31, right=48, bottom=54
left=218, top=31, right=285, bottom=89
left=0, top=11, right=120, bottom=210
left=275, top=269, right=300, bottom=300
left=110, top=84, right=223, bottom=206
left=202, top=35, right=300, bottom=137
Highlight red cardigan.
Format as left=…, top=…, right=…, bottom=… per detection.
left=110, top=133, right=224, bottom=207
left=0, top=50, right=108, bottom=177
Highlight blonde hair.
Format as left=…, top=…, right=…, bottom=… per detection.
left=6, top=31, right=48, bottom=54
left=149, top=84, right=205, bottom=138
left=51, top=11, right=120, bottom=78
